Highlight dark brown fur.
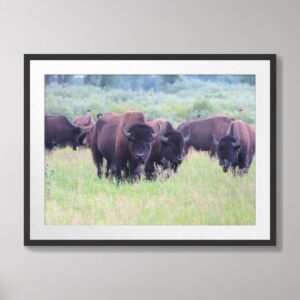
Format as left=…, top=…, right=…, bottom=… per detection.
left=177, top=115, right=234, bottom=156
left=90, top=112, right=156, bottom=182
left=145, top=119, right=187, bottom=180
left=45, top=115, right=82, bottom=150
left=217, top=120, right=256, bottom=173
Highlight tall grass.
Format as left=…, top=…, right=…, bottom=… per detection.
left=45, top=148, right=256, bottom=225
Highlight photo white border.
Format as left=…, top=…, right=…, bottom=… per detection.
left=29, top=59, right=270, bottom=240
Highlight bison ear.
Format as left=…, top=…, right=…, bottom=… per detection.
left=121, top=123, right=132, bottom=140
left=183, top=129, right=190, bottom=143
left=232, top=141, right=240, bottom=150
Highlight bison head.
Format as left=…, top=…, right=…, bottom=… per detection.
left=217, top=136, right=241, bottom=172
left=122, top=123, right=160, bottom=164
left=72, top=126, right=83, bottom=150
left=159, top=129, right=190, bottom=167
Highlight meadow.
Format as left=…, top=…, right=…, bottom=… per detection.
left=45, top=76, right=256, bottom=225
left=45, top=148, right=256, bottom=225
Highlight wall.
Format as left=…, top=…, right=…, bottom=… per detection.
left=0, top=0, right=298, bottom=299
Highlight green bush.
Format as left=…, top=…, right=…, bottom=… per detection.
left=45, top=80, right=256, bottom=127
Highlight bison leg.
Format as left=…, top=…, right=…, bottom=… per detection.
left=125, top=165, right=133, bottom=183
left=114, top=162, right=125, bottom=183
left=244, top=154, right=254, bottom=171
left=97, top=160, right=103, bottom=178
left=234, top=153, right=250, bottom=176
left=145, top=162, right=156, bottom=181
left=172, top=163, right=179, bottom=173
left=105, top=160, right=111, bottom=179
left=91, top=147, right=103, bottom=178
left=209, top=148, right=217, bottom=158
left=72, top=139, right=78, bottom=151
left=183, top=144, right=190, bottom=157
left=96, top=156, right=103, bottom=178
left=231, top=166, right=238, bottom=176
left=130, top=165, right=142, bottom=182
left=120, top=162, right=141, bottom=183
left=45, top=143, right=54, bottom=151
left=237, top=152, right=247, bottom=171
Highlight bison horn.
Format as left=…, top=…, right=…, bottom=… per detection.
left=153, top=123, right=164, bottom=140
left=183, top=129, right=191, bottom=143
left=77, top=131, right=88, bottom=146
left=160, top=133, right=169, bottom=142
left=212, top=134, right=219, bottom=145
left=122, top=123, right=132, bottom=139
left=232, top=141, right=240, bottom=147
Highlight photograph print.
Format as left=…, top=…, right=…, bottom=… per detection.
left=24, top=55, right=276, bottom=245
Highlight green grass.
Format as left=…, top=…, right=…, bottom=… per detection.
left=45, top=148, right=256, bottom=225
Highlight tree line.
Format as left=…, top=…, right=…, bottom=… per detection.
left=45, top=75, right=255, bottom=91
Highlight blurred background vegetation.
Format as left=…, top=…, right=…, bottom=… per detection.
left=45, top=75, right=256, bottom=127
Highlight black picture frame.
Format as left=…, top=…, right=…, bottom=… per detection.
left=24, top=54, right=276, bottom=246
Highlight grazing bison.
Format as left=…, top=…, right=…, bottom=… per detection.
left=73, top=111, right=94, bottom=127
left=145, top=119, right=190, bottom=180
left=90, top=112, right=160, bottom=182
left=177, top=115, right=234, bottom=156
left=216, top=120, right=256, bottom=173
left=45, top=115, right=82, bottom=150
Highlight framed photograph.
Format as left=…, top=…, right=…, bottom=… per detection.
left=24, top=54, right=276, bottom=246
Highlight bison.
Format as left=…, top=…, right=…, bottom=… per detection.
left=145, top=119, right=190, bottom=180
left=177, top=115, right=234, bottom=156
left=73, top=111, right=94, bottom=127
left=45, top=115, right=82, bottom=150
left=90, top=111, right=160, bottom=182
left=216, top=120, right=256, bottom=173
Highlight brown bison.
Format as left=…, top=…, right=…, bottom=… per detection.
left=73, top=111, right=94, bottom=127
left=45, top=115, right=82, bottom=150
left=216, top=120, right=256, bottom=173
left=145, top=119, right=190, bottom=180
left=90, top=112, right=160, bottom=182
left=177, top=115, right=234, bottom=156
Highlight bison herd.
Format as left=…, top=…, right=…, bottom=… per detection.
left=45, top=112, right=256, bottom=183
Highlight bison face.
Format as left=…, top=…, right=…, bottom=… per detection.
left=160, top=132, right=185, bottom=166
left=217, top=136, right=241, bottom=172
left=122, top=124, right=157, bottom=164
left=159, top=129, right=190, bottom=166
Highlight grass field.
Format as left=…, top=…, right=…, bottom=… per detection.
left=45, top=148, right=256, bottom=226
